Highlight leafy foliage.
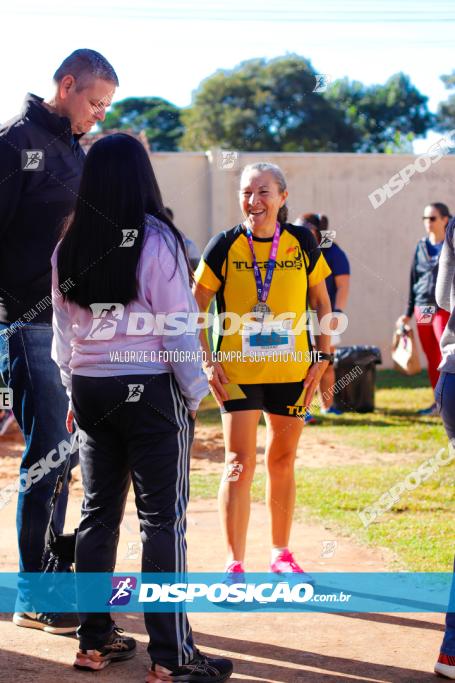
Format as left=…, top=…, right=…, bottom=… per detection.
left=181, top=55, right=359, bottom=151
left=436, top=71, right=455, bottom=134
left=101, top=61, right=434, bottom=153
left=325, top=73, right=434, bottom=152
left=100, top=96, right=184, bottom=151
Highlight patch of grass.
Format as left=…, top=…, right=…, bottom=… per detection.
left=312, top=369, right=446, bottom=454
left=293, top=463, right=454, bottom=571
left=191, top=458, right=455, bottom=571
left=313, top=412, right=446, bottom=454
left=375, top=369, right=431, bottom=390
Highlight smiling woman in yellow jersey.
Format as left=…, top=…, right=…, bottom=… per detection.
left=193, top=162, right=332, bottom=578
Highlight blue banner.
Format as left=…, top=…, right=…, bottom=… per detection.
left=2, top=572, right=454, bottom=613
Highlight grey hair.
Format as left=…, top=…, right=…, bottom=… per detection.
left=53, top=49, right=119, bottom=90
left=240, top=162, right=288, bottom=224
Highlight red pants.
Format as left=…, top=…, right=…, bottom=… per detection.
left=415, top=307, right=450, bottom=389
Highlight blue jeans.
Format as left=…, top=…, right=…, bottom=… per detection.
left=0, top=323, right=76, bottom=602
left=435, top=371, right=455, bottom=655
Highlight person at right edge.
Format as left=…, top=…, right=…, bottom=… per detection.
left=396, top=202, right=451, bottom=416
left=433, top=215, right=455, bottom=679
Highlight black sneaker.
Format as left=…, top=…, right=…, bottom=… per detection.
left=74, top=626, right=136, bottom=671
left=147, top=649, right=233, bottom=682
left=13, top=611, right=78, bottom=634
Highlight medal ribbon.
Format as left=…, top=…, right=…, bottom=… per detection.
left=245, top=222, right=281, bottom=303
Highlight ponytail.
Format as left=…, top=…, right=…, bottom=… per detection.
left=278, top=204, right=288, bottom=224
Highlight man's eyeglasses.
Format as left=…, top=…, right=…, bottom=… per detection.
left=422, top=216, right=437, bottom=222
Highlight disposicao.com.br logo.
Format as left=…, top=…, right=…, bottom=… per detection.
left=137, top=581, right=351, bottom=605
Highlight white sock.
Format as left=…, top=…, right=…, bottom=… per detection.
left=271, top=547, right=288, bottom=562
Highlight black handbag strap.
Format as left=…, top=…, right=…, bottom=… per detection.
left=44, top=432, right=77, bottom=547
left=49, top=455, right=72, bottom=507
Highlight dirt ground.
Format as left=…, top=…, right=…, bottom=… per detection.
left=0, top=421, right=446, bottom=682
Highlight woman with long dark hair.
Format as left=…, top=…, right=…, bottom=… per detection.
left=396, top=202, right=451, bottom=415
left=52, top=133, right=232, bottom=681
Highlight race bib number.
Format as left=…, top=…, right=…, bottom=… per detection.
left=242, top=320, right=295, bottom=357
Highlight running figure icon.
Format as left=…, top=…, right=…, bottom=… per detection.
left=126, top=384, right=144, bottom=403
left=119, top=229, right=138, bottom=247
left=89, top=305, right=121, bottom=338
left=109, top=577, right=133, bottom=605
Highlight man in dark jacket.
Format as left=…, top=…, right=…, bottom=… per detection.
left=0, top=49, right=118, bottom=634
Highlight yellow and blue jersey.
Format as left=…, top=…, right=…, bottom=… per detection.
left=195, top=223, right=331, bottom=384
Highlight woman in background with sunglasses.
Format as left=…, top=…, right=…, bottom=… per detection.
left=396, top=202, right=451, bottom=415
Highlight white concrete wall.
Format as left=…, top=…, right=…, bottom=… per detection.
left=152, top=150, right=455, bottom=368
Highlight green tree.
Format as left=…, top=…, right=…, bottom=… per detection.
left=325, top=73, right=433, bottom=152
left=181, top=55, right=358, bottom=152
left=100, top=97, right=184, bottom=151
left=436, top=71, right=455, bottom=133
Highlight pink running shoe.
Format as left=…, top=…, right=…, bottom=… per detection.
left=225, top=561, right=244, bottom=573
left=224, top=561, right=245, bottom=585
left=270, top=550, right=314, bottom=584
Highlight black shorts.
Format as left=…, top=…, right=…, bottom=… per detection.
left=220, top=381, right=306, bottom=418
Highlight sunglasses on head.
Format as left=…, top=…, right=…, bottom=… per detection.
left=422, top=216, right=437, bottom=221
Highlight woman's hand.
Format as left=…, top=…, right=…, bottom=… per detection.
left=303, top=360, right=330, bottom=409
left=396, top=314, right=410, bottom=329
left=203, top=360, right=230, bottom=406
left=307, top=281, right=332, bottom=408
left=66, top=408, right=74, bottom=434
left=189, top=410, right=197, bottom=421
